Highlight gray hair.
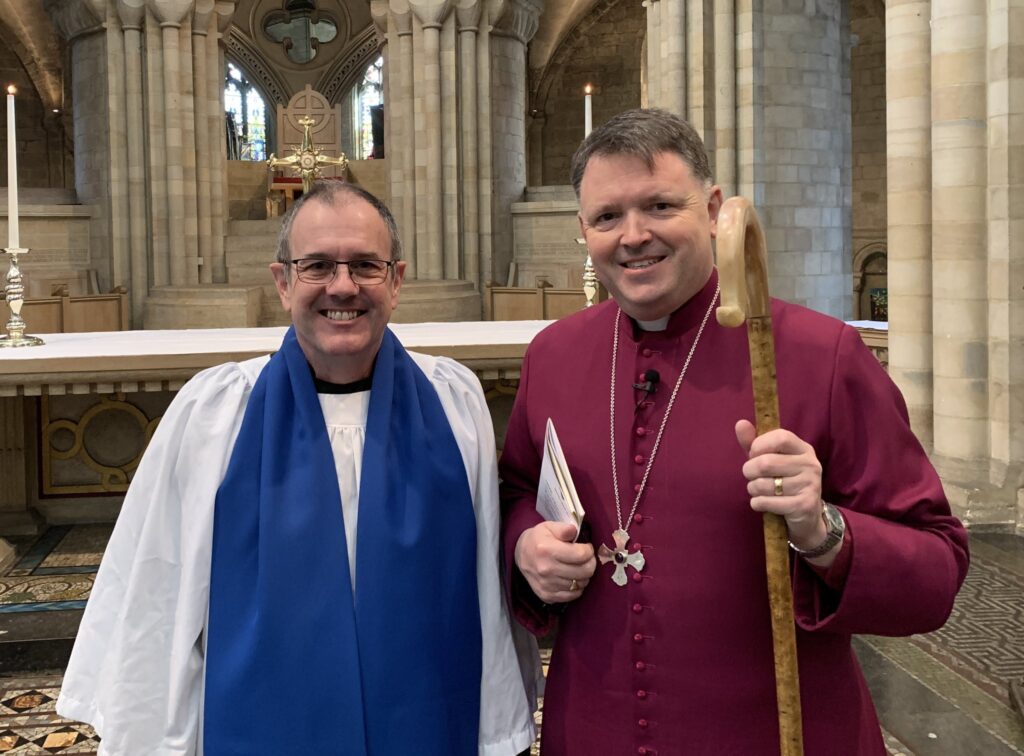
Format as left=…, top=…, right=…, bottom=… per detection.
left=275, top=180, right=403, bottom=264
left=570, top=108, right=713, bottom=197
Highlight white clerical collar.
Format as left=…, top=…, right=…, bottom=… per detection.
left=636, top=316, right=670, bottom=332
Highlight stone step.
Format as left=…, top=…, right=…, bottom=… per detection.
left=523, top=185, right=576, bottom=203
left=0, top=610, right=81, bottom=675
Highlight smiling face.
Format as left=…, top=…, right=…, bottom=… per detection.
left=270, top=197, right=406, bottom=383
left=578, top=150, right=722, bottom=322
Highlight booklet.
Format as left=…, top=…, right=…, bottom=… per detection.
left=536, top=418, right=586, bottom=538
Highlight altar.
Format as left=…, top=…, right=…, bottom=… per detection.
left=0, top=322, right=549, bottom=552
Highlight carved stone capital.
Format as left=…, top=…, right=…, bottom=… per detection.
left=43, top=0, right=104, bottom=42
left=455, top=0, right=481, bottom=31
left=192, top=0, right=214, bottom=34
left=491, top=0, right=542, bottom=44
left=409, top=0, right=452, bottom=29
left=390, top=0, right=413, bottom=36
left=149, top=0, right=193, bottom=27
left=214, top=0, right=236, bottom=35
left=117, top=0, right=147, bottom=30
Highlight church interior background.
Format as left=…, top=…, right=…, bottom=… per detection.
left=0, top=0, right=1022, bottom=753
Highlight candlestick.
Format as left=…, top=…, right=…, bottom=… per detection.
left=584, top=84, right=593, bottom=138
left=6, top=85, right=18, bottom=249
left=1, top=247, right=44, bottom=347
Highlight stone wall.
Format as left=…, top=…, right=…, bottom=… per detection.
left=531, top=0, right=645, bottom=186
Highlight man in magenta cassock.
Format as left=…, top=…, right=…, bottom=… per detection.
left=499, top=108, right=969, bottom=755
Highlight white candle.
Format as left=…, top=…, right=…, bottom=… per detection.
left=584, top=84, right=593, bottom=138
left=6, top=85, right=18, bottom=249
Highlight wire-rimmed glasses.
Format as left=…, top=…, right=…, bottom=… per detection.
left=285, top=258, right=395, bottom=286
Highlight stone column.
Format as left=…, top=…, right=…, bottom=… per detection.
left=643, top=0, right=662, bottom=107
left=476, top=2, right=493, bottom=285
left=210, top=1, right=234, bottom=284
left=104, top=4, right=131, bottom=295
left=713, top=0, right=735, bottom=196
left=661, top=0, right=686, bottom=116
left=930, top=0, right=988, bottom=462
left=686, top=0, right=712, bottom=142
left=145, top=9, right=170, bottom=286
left=441, top=17, right=460, bottom=278
left=152, top=1, right=193, bottom=286
left=395, top=8, right=417, bottom=277
left=886, top=0, right=933, bottom=444
left=193, top=2, right=214, bottom=284
left=409, top=1, right=447, bottom=280
left=488, top=0, right=542, bottom=288
left=118, top=0, right=149, bottom=325
left=987, top=0, right=1024, bottom=480
left=734, top=0, right=762, bottom=205
left=457, top=1, right=481, bottom=289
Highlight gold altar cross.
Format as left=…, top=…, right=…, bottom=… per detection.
left=267, top=116, right=349, bottom=194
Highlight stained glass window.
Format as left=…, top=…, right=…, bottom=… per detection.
left=224, top=62, right=268, bottom=161
left=353, top=55, right=384, bottom=159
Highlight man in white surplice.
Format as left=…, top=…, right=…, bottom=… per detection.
left=58, top=182, right=538, bottom=756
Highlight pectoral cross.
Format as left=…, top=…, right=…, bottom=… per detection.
left=267, top=116, right=348, bottom=194
left=598, top=529, right=645, bottom=586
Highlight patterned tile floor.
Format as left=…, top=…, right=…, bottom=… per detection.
left=0, top=527, right=1020, bottom=754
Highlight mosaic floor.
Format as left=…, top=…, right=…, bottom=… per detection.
left=0, top=527, right=1020, bottom=755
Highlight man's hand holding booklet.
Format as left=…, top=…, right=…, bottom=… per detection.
left=536, top=419, right=585, bottom=539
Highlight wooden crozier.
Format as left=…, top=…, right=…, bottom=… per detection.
left=715, top=196, right=804, bottom=755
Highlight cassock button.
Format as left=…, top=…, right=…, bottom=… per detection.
left=633, top=513, right=644, bottom=524
left=636, top=427, right=647, bottom=437
left=642, top=348, right=653, bottom=357
left=638, top=718, right=649, bottom=729
left=634, top=454, right=645, bottom=464
left=636, top=689, right=647, bottom=699
left=633, top=484, right=642, bottom=493
left=639, top=747, right=649, bottom=755
left=632, top=602, right=643, bottom=614
left=631, top=572, right=643, bottom=584
left=638, top=373, right=646, bottom=383
left=635, top=661, right=646, bottom=671
left=633, top=633, right=644, bottom=643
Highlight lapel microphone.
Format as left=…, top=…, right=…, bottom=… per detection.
left=633, top=369, right=660, bottom=407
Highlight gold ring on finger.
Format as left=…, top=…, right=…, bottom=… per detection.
left=569, top=578, right=579, bottom=592
left=773, top=476, right=784, bottom=496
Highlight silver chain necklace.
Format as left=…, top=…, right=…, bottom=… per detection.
left=598, top=283, right=720, bottom=586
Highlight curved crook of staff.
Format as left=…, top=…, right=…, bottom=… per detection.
left=715, top=196, right=804, bottom=756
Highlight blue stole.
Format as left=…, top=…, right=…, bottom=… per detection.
left=204, top=327, right=481, bottom=755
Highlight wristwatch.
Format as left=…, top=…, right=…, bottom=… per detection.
left=789, top=502, right=845, bottom=559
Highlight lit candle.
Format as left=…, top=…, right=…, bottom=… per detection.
left=6, top=85, right=18, bottom=249
left=584, top=84, right=593, bottom=138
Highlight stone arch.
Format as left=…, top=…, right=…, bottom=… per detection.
left=528, top=0, right=645, bottom=185
left=316, top=27, right=380, bottom=106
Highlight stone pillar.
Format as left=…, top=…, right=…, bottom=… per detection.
left=192, top=1, right=214, bottom=284
left=457, top=1, right=481, bottom=289
left=145, top=10, right=170, bottom=286
left=686, top=0, right=713, bottom=143
left=410, top=1, right=446, bottom=279
left=104, top=4, right=131, bottom=296
left=986, top=0, right=1024, bottom=480
left=930, top=0, right=988, bottom=462
left=734, top=0, right=763, bottom=205
left=712, top=0, right=735, bottom=197
left=644, top=0, right=662, bottom=107
left=662, top=0, right=686, bottom=116
left=476, top=1, right=494, bottom=284
left=886, top=0, right=933, bottom=444
left=153, top=3, right=192, bottom=286
left=118, top=0, right=149, bottom=325
left=395, top=8, right=417, bottom=277
left=210, top=1, right=234, bottom=284
left=488, top=0, right=542, bottom=288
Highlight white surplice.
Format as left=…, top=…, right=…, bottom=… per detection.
left=57, top=351, right=539, bottom=756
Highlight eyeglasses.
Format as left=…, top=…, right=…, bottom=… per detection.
left=285, top=258, right=395, bottom=285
